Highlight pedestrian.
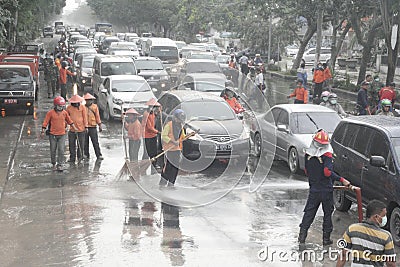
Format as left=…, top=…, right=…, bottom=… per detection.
left=298, top=129, right=351, bottom=246
left=83, top=93, right=103, bottom=160
left=297, top=62, right=308, bottom=89
left=378, top=82, right=396, bottom=110
left=124, top=108, right=142, bottom=161
left=319, top=91, right=330, bottom=106
left=238, top=53, right=249, bottom=76
left=159, top=109, right=186, bottom=187
left=288, top=79, right=308, bottom=104
left=44, top=57, right=58, bottom=98
left=254, top=68, right=265, bottom=93
left=66, top=94, right=87, bottom=163
left=59, top=61, right=76, bottom=100
left=254, top=54, right=263, bottom=65
left=223, top=87, right=244, bottom=113
left=369, top=75, right=383, bottom=113
left=357, top=81, right=371, bottom=115
left=312, top=62, right=324, bottom=102
left=142, top=98, right=161, bottom=168
left=322, top=63, right=332, bottom=91
left=324, top=93, right=347, bottom=117
left=228, top=54, right=237, bottom=69
left=376, top=99, right=395, bottom=116
left=41, top=96, right=78, bottom=171
left=336, top=200, right=396, bottom=267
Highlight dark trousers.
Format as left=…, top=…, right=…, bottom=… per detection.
left=294, top=99, right=305, bottom=104
left=60, top=83, right=67, bottom=100
left=129, top=139, right=141, bottom=161
left=142, top=136, right=158, bottom=159
left=358, top=108, right=367, bottom=115
left=299, top=191, right=334, bottom=233
left=47, top=79, right=56, bottom=97
left=314, top=83, right=323, bottom=99
left=68, top=131, right=85, bottom=161
left=84, top=127, right=102, bottom=158
left=241, top=64, right=249, bottom=75
left=160, top=151, right=181, bottom=186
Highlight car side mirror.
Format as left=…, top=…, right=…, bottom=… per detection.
left=137, top=69, right=141, bottom=74
left=277, top=124, right=289, bottom=133
left=370, top=156, right=386, bottom=168
left=111, top=88, right=117, bottom=92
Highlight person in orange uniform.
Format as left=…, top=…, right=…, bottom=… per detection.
left=59, top=61, right=76, bottom=100
left=322, top=63, right=332, bottom=90
left=66, top=94, right=87, bottom=163
left=83, top=93, right=103, bottom=160
left=288, top=79, right=309, bottom=104
left=159, top=109, right=186, bottom=187
left=142, top=98, right=161, bottom=168
left=41, top=96, right=78, bottom=171
left=223, top=87, right=244, bottom=114
left=312, top=62, right=325, bottom=102
left=124, top=108, right=142, bottom=161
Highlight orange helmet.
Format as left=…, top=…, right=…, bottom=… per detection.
left=145, top=98, right=161, bottom=107
left=313, top=129, right=330, bottom=145
left=125, top=108, right=140, bottom=115
left=68, top=94, right=84, bottom=103
left=84, top=93, right=96, bottom=100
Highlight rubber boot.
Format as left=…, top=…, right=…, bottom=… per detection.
left=298, top=228, right=308, bottom=244
left=323, top=232, right=333, bottom=246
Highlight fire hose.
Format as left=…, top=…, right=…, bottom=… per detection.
left=333, top=185, right=363, bottom=222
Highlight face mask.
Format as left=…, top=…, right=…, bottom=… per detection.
left=329, top=99, right=337, bottom=105
left=55, top=105, right=63, bottom=111
left=71, top=103, right=80, bottom=108
left=322, top=97, right=329, bottom=102
left=86, top=101, right=93, bottom=106
left=379, top=215, right=387, bottom=227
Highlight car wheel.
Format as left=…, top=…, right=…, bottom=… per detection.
left=254, top=133, right=262, bottom=157
left=288, top=147, right=299, bottom=174
left=103, top=104, right=110, bottom=121
left=333, top=181, right=352, bottom=211
left=389, top=207, right=400, bottom=246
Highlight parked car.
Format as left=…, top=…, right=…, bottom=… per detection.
left=43, top=26, right=54, bottom=38
left=158, top=90, right=250, bottom=161
left=133, top=56, right=170, bottom=95
left=303, top=47, right=331, bottom=65
left=285, top=44, right=299, bottom=57
left=97, top=75, right=156, bottom=120
left=176, top=59, right=226, bottom=86
left=331, top=116, right=400, bottom=245
left=250, top=104, right=341, bottom=173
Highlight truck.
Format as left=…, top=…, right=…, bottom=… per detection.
left=0, top=64, right=35, bottom=114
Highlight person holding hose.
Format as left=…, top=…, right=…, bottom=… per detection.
left=298, top=129, right=351, bottom=246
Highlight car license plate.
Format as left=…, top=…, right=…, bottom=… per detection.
left=216, top=144, right=232, bottom=151
left=5, top=99, right=17, bottom=104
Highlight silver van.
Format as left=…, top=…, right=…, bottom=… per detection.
left=91, top=55, right=137, bottom=97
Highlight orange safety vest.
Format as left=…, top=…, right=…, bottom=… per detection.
left=323, top=68, right=332, bottom=81
left=162, top=121, right=185, bottom=151
left=313, top=69, right=324, bottom=84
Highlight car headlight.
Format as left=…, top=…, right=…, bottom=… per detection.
left=81, top=71, right=89, bottom=77
left=170, top=67, right=178, bottom=73
left=160, top=75, right=169, bottom=81
left=113, top=98, right=123, bottom=105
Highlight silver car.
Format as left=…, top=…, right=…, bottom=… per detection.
left=251, top=104, right=341, bottom=174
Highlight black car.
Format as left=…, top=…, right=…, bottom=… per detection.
left=43, top=26, right=54, bottom=38
left=331, top=116, right=400, bottom=245
left=133, top=57, right=171, bottom=96
left=158, top=90, right=250, bottom=164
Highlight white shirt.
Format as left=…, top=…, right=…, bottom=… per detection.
left=255, top=73, right=264, bottom=86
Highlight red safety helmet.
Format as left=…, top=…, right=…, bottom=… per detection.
left=313, top=129, right=330, bottom=145
left=53, top=96, right=66, bottom=106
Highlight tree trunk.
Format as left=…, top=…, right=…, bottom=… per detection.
left=331, top=23, right=351, bottom=74
left=291, top=21, right=317, bottom=70
left=357, top=30, right=376, bottom=84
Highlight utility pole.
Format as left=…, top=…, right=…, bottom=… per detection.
left=267, top=15, right=272, bottom=63
left=315, top=3, right=323, bottom=66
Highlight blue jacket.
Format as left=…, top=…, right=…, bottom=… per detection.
left=357, top=88, right=368, bottom=109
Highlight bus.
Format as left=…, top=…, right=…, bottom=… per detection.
left=144, top=38, right=179, bottom=66
left=94, top=22, right=113, bottom=35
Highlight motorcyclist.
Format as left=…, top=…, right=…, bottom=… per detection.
left=223, top=87, right=244, bottom=114
left=324, top=93, right=347, bottom=117
left=319, top=91, right=330, bottom=106
left=254, top=54, right=263, bottom=65
left=376, top=99, right=394, bottom=116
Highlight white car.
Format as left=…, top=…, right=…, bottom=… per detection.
left=97, top=75, right=156, bottom=120
left=285, top=44, right=299, bottom=57
left=303, top=47, right=331, bottom=65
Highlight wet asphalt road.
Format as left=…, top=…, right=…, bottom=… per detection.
left=0, top=40, right=373, bottom=267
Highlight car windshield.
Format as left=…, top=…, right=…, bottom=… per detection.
left=188, top=53, right=214, bottom=60
left=112, top=80, right=150, bottom=92
left=290, top=112, right=341, bottom=134
left=82, top=57, right=94, bottom=68
left=194, top=82, right=224, bottom=92
left=101, top=62, right=136, bottom=76
left=216, top=56, right=230, bottom=64
left=181, top=101, right=235, bottom=121
left=0, top=68, right=31, bottom=83
left=135, top=60, right=163, bottom=70
left=392, top=138, right=400, bottom=166
left=187, top=62, right=221, bottom=73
